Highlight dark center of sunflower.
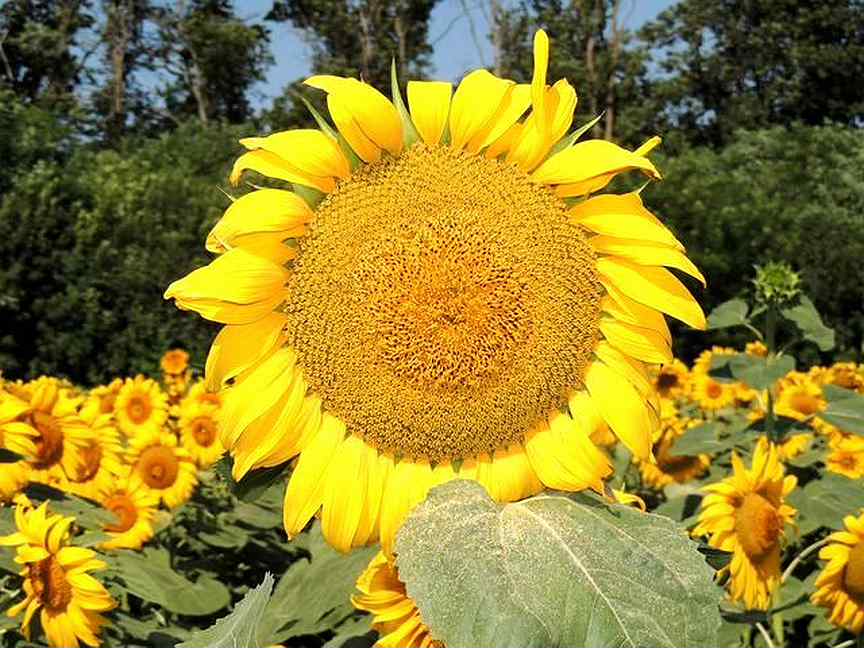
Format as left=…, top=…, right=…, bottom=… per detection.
left=29, top=556, right=72, bottom=611
left=72, top=443, right=102, bottom=482
left=845, top=541, right=864, bottom=601
left=100, top=392, right=117, bottom=414
left=706, top=381, right=723, bottom=399
left=191, top=417, right=217, bottom=447
left=658, top=452, right=701, bottom=476
left=735, top=492, right=781, bottom=560
left=283, top=144, right=602, bottom=461
left=30, top=411, right=63, bottom=469
left=137, top=445, right=179, bottom=489
left=127, top=394, right=152, bottom=424
left=104, top=494, right=138, bottom=533
left=656, top=372, right=679, bottom=395
left=790, top=391, right=820, bottom=416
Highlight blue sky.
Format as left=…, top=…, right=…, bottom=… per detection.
left=239, top=0, right=676, bottom=107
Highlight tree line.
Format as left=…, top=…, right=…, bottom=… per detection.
left=2, top=0, right=863, bottom=383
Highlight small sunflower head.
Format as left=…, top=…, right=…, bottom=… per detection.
left=752, top=262, right=801, bottom=307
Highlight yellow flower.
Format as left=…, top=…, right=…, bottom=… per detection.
left=114, top=376, right=168, bottom=438
left=14, top=378, right=94, bottom=488
left=639, top=430, right=710, bottom=489
left=165, top=30, right=705, bottom=553
left=692, top=439, right=797, bottom=610
left=352, top=551, right=440, bottom=648
left=0, top=501, right=116, bottom=647
left=79, top=379, right=123, bottom=421
left=65, top=409, right=126, bottom=502
left=178, top=388, right=225, bottom=468
left=692, top=375, right=735, bottom=411
left=99, top=477, right=160, bottom=551
left=691, top=346, right=736, bottom=376
left=826, top=434, right=864, bottom=479
left=776, top=432, right=812, bottom=463
left=0, top=389, right=38, bottom=458
left=775, top=372, right=825, bottom=422
left=160, top=348, right=190, bottom=375
left=811, top=509, right=864, bottom=635
left=653, top=359, right=690, bottom=399
left=745, top=341, right=768, bottom=357
left=0, top=462, right=30, bottom=502
left=820, top=362, right=864, bottom=392
left=127, top=431, right=197, bottom=508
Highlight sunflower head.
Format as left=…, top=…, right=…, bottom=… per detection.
left=161, top=348, right=190, bottom=375
left=826, top=434, right=864, bottom=479
left=179, top=389, right=225, bottom=468
left=165, top=29, right=706, bottom=553
left=127, top=431, right=198, bottom=508
left=0, top=501, right=116, bottom=648
left=812, top=509, right=864, bottom=635
left=99, top=476, right=160, bottom=551
left=775, top=374, right=825, bottom=422
left=114, top=375, right=169, bottom=437
left=352, top=550, right=440, bottom=648
left=693, top=439, right=797, bottom=610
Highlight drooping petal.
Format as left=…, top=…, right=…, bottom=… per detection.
left=448, top=70, right=513, bottom=150
left=467, top=84, right=531, bottom=153
left=229, top=149, right=335, bottom=192
left=164, top=248, right=288, bottom=325
left=407, top=81, right=452, bottom=147
left=532, top=139, right=660, bottom=186
left=204, top=313, right=287, bottom=391
left=599, top=318, right=673, bottom=364
left=524, top=412, right=610, bottom=491
left=206, top=189, right=312, bottom=255
left=305, top=75, right=403, bottom=157
left=239, top=129, right=350, bottom=179
left=591, top=235, right=706, bottom=286
left=597, top=257, right=706, bottom=330
left=584, top=360, right=655, bottom=459
left=571, top=193, right=684, bottom=250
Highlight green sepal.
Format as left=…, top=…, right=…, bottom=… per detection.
left=390, top=59, right=420, bottom=148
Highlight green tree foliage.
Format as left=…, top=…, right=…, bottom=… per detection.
left=641, top=0, right=864, bottom=148
left=646, top=125, right=864, bottom=359
left=0, top=94, right=245, bottom=383
left=492, top=0, right=655, bottom=144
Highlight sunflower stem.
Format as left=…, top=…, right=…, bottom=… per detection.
left=781, top=538, right=830, bottom=583
left=755, top=621, right=776, bottom=648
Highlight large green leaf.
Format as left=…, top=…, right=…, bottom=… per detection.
left=178, top=573, right=274, bottom=648
left=111, top=547, right=231, bottom=616
left=788, top=474, right=864, bottom=535
left=781, top=296, right=835, bottom=351
left=707, top=299, right=749, bottom=330
left=395, top=480, right=722, bottom=648
left=712, top=354, right=795, bottom=391
left=821, top=385, right=864, bottom=434
left=258, top=524, right=377, bottom=643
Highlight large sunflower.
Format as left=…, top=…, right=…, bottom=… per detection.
left=811, top=509, right=864, bottom=635
left=127, top=431, right=198, bottom=508
left=65, top=408, right=126, bottom=502
left=165, top=31, right=706, bottom=553
left=114, top=376, right=169, bottom=438
left=99, top=476, right=161, bottom=551
left=352, top=550, right=440, bottom=648
left=692, top=439, right=797, bottom=610
left=0, top=501, right=116, bottom=647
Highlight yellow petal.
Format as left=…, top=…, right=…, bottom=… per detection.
left=220, top=347, right=296, bottom=450
left=599, top=318, right=673, bottom=364
left=229, top=149, right=335, bottom=192
left=239, top=129, right=350, bottom=179
left=532, top=139, right=660, bottom=186
left=448, top=70, right=513, bottom=150
left=584, top=360, right=655, bottom=459
left=165, top=248, right=288, bottom=325
left=506, top=80, right=576, bottom=171
left=321, top=434, right=371, bottom=553
left=597, top=257, right=706, bottom=330
left=204, top=313, right=287, bottom=391
left=530, top=29, right=549, bottom=141
left=601, top=290, right=671, bottom=343
left=283, top=414, right=346, bottom=537
left=592, top=341, right=653, bottom=397
left=524, top=412, right=610, bottom=491
left=571, top=193, right=684, bottom=250
left=206, top=189, right=312, bottom=255
left=352, top=448, right=390, bottom=547
left=468, top=84, right=531, bottom=153
left=407, top=81, right=452, bottom=147
left=485, top=445, right=543, bottom=502
left=591, top=235, right=706, bottom=286
left=305, top=75, right=403, bottom=156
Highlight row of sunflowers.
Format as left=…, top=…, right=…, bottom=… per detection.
left=1, top=343, right=863, bottom=647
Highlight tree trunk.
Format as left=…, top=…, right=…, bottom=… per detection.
left=604, top=0, right=622, bottom=141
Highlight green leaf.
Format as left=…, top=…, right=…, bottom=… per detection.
left=707, top=299, right=749, bottom=330
left=234, top=501, right=281, bottom=529
left=781, top=295, right=835, bottom=351
left=199, top=524, right=248, bottom=549
left=548, top=112, right=604, bottom=156
left=821, top=385, right=864, bottom=434
left=178, top=573, right=274, bottom=648
left=258, top=523, right=377, bottom=644
left=653, top=493, right=702, bottom=524
left=395, top=480, right=722, bottom=648
left=390, top=59, right=420, bottom=148
left=215, top=456, right=290, bottom=503
left=321, top=614, right=376, bottom=648
left=715, top=354, right=795, bottom=391
left=697, top=544, right=732, bottom=570
left=111, top=547, right=231, bottom=616
left=667, top=422, right=730, bottom=456
left=788, top=474, right=864, bottom=535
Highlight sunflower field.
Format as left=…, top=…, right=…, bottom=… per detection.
left=2, top=8, right=864, bottom=648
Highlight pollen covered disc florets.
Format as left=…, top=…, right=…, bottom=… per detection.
left=283, top=144, right=602, bottom=461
